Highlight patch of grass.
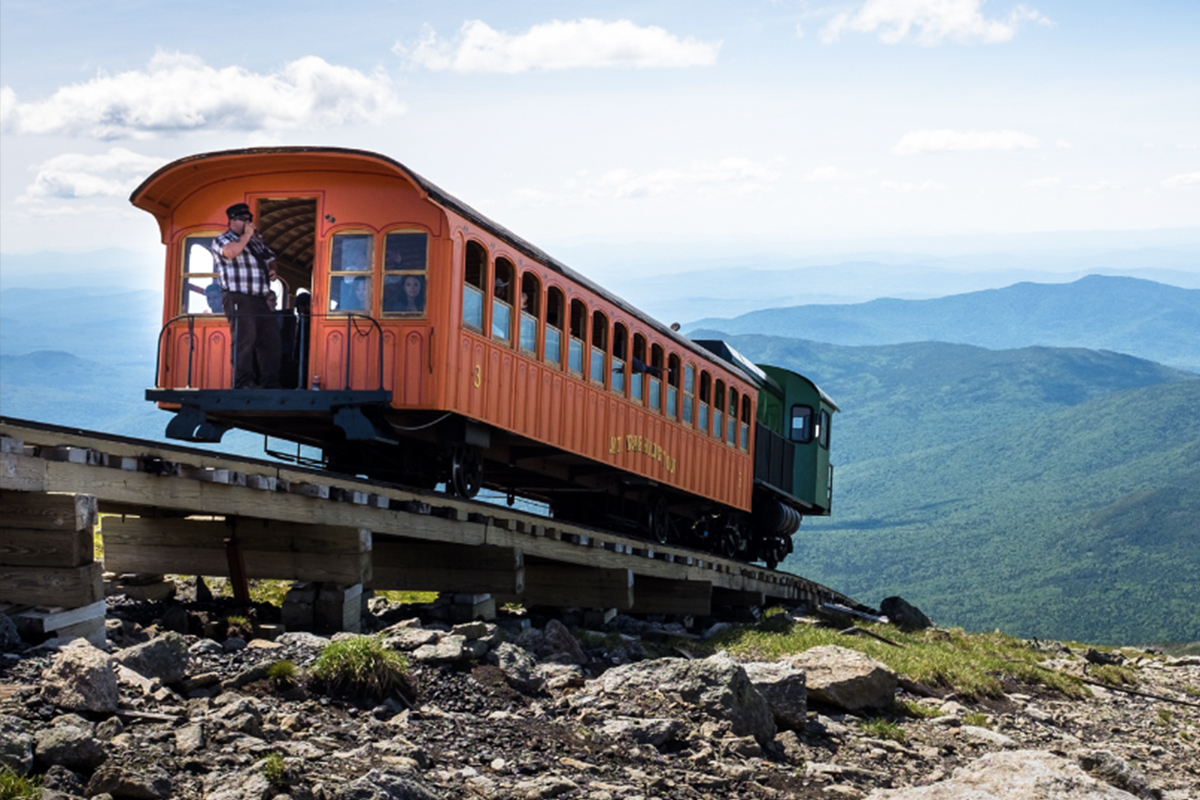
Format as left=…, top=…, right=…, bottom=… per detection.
left=860, top=718, right=907, bottom=743
left=224, top=614, right=253, bottom=639
left=260, top=753, right=287, bottom=789
left=1157, top=709, right=1173, bottom=725
left=0, top=766, right=41, bottom=799
left=204, top=578, right=292, bottom=607
left=375, top=590, right=439, bottom=605
left=1089, top=663, right=1139, bottom=686
left=962, top=712, right=990, bottom=728
left=695, top=621, right=1088, bottom=702
left=1183, top=685, right=1200, bottom=698
left=266, top=659, right=297, bottom=687
left=310, top=635, right=409, bottom=701
left=893, top=698, right=943, bottom=719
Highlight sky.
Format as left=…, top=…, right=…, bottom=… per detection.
left=1, top=0, right=1198, bottom=283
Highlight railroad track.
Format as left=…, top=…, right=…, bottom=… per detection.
left=0, top=416, right=858, bottom=637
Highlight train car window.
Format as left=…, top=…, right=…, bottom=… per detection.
left=790, top=405, right=814, bottom=443
left=519, top=272, right=540, bottom=355
left=382, top=231, right=428, bottom=315
left=328, top=232, right=374, bottom=313
left=631, top=334, right=647, bottom=402
left=714, top=380, right=726, bottom=440
left=648, top=344, right=664, bottom=413
left=612, top=323, right=628, bottom=394
left=462, top=241, right=486, bottom=331
left=667, top=354, right=681, bottom=420
left=492, top=258, right=515, bottom=343
left=682, top=363, right=695, bottom=424
left=698, top=371, right=711, bottom=432
left=819, top=409, right=832, bottom=449
left=591, top=311, right=608, bottom=386
left=568, top=299, right=587, bottom=376
left=181, top=235, right=222, bottom=314
left=741, top=395, right=752, bottom=450
left=545, top=287, right=564, bottom=366
left=727, top=388, right=739, bottom=446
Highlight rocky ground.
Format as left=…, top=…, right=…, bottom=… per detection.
left=1, top=588, right=1198, bottom=800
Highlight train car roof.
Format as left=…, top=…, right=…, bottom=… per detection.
left=131, top=146, right=751, bottom=382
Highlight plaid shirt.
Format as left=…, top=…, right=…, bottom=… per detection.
left=212, top=229, right=277, bottom=296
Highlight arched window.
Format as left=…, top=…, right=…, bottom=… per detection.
left=462, top=241, right=486, bottom=330
left=519, top=272, right=540, bottom=355
left=181, top=234, right=222, bottom=314
left=741, top=395, right=752, bottom=451
left=545, top=287, right=565, bottom=367
left=698, top=371, right=711, bottom=433
left=591, top=311, right=608, bottom=386
left=568, top=299, right=587, bottom=376
left=612, top=323, right=628, bottom=394
left=727, top=388, right=739, bottom=446
left=714, top=379, right=726, bottom=440
left=631, top=334, right=648, bottom=403
left=382, top=230, right=428, bottom=316
left=648, top=343, right=664, bottom=413
left=682, top=363, right=695, bottom=425
left=329, top=232, right=374, bottom=314
left=666, top=354, right=681, bottom=420
left=492, top=257, right=515, bottom=343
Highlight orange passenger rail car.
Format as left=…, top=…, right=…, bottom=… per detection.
left=134, top=147, right=835, bottom=567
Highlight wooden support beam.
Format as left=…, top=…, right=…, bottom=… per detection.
left=712, top=587, right=767, bottom=608
left=513, top=562, right=633, bottom=611
left=0, top=562, right=104, bottom=606
left=0, top=492, right=98, bottom=532
left=371, top=539, right=524, bottom=595
left=0, top=527, right=94, bottom=568
left=630, top=576, right=712, bottom=617
left=101, top=517, right=372, bottom=585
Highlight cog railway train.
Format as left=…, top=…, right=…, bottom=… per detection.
left=134, top=148, right=836, bottom=569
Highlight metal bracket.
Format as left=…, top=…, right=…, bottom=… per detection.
left=164, top=406, right=230, bottom=443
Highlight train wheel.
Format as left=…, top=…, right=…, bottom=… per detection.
left=449, top=445, right=483, bottom=498
left=717, top=518, right=747, bottom=560
left=764, top=537, right=787, bottom=570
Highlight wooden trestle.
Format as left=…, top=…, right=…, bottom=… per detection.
left=0, top=417, right=855, bottom=635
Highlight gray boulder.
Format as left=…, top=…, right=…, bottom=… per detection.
left=86, top=762, right=174, bottom=799
left=487, top=642, right=544, bottom=693
left=0, top=714, right=34, bottom=775
left=743, top=660, right=808, bottom=730
left=34, top=724, right=107, bottom=771
left=593, top=651, right=775, bottom=746
left=41, top=642, right=119, bottom=713
left=0, top=613, right=21, bottom=649
left=880, top=596, right=933, bottom=630
left=786, top=644, right=897, bottom=711
left=334, top=767, right=442, bottom=800
left=115, top=631, right=189, bottom=684
left=542, top=619, right=587, bottom=665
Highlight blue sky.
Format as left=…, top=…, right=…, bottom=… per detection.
left=1, top=0, right=1197, bottom=279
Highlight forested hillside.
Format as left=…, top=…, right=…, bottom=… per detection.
left=688, top=276, right=1200, bottom=373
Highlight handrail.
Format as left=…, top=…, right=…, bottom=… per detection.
left=154, top=312, right=386, bottom=391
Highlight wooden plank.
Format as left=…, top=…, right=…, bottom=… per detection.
left=371, top=540, right=524, bottom=595
left=101, top=517, right=372, bottom=554
left=518, top=562, right=633, bottom=610
left=712, top=587, right=767, bottom=608
left=1, top=452, right=47, bottom=492
left=0, top=562, right=104, bottom=606
left=630, top=576, right=712, bottom=617
left=0, top=492, right=98, bottom=531
left=0, top=527, right=94, bottom=568
left=14, top=599, right=106, bottom=634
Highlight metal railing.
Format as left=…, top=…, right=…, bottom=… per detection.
left=154, top=311, right=386, bottom=391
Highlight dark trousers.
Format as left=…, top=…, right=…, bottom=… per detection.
left=224, top=292, right=281, bottom=389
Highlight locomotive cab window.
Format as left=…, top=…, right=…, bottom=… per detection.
left=667, top=354, right=681, bottom=420
left=329, top=232, right=374, bottom=314
left=591, top=311, right=608, bottom=386
left=819, top=409, right=832, bottom=449
left=492, top=257, right=515, bottom=343
left=612, top=323, right=628, bottom=394
left=181, top=234, right=222, bottom=314
left=545, top=287, right=565, bottom=366
left=519, top=272, right=540, bottom=354
left=790, top=405, right=814, bottom=443
left=382, top=230, right=428, bottom=315
left=568, top=299, right=587, bottom=376
left=631, top=334, right=648, bottom=402
left=462, top=241, right=486, bottom=331
left=682, top=363, right=695, bottom=425
left=698, top=371, right=711, bottom=433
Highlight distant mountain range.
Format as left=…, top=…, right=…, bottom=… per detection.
left=687, top=275, right=1200, bottom=373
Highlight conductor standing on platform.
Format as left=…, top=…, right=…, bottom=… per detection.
left=212, top=203, right=281, bottom=389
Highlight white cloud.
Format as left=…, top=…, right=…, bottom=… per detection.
left=0, top=86, right=16, bottom=131
left=879, top=179, right=944, bottom=192
left=805, top=166, right=870, bottom=182
left=1023, top=176, right=1061, bottom=188
left=893, top=129, right=1040, bottom=154
left=20, top=147, right=166, bottom=201
left=397, top=19, right=720, bottom=72
left=6, top=51, right=402, bottom=140
left=1082, top=180, right=1122, bottom=192
left=822, top=0, right=1050, bottom=45
left=587, top=158, right=777, bottom=199
left=1162, top=172, right=1200, bottom=187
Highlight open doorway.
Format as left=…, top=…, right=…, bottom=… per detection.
left=256, top=197, right=317, bottom=305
